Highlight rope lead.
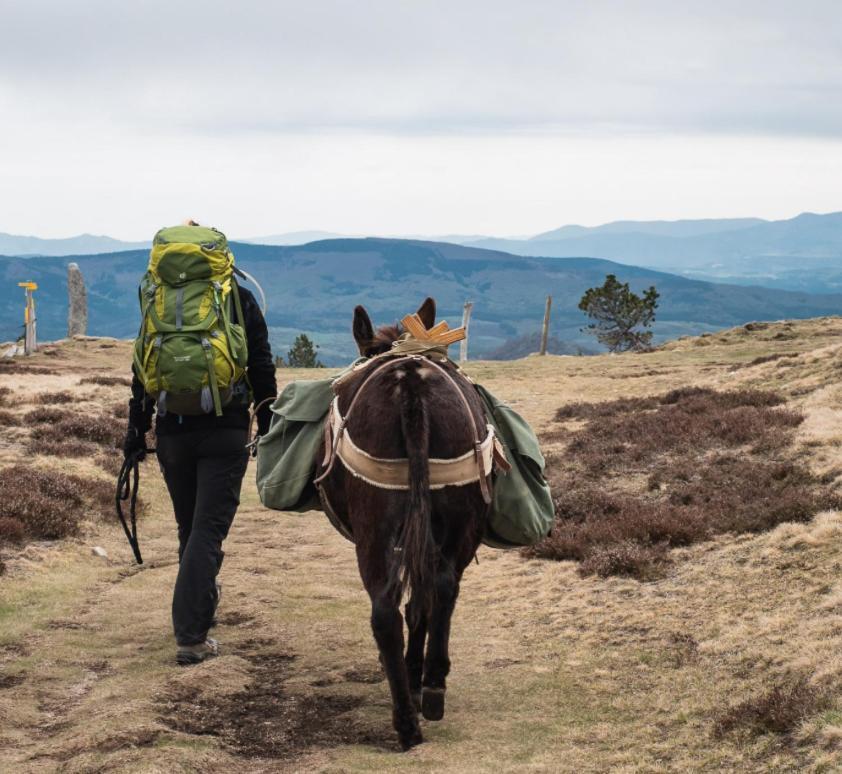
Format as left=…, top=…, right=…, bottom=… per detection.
left=115, top=448, right=154, bottom=565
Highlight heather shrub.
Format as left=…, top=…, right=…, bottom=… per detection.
left=0, top=386, right=12, bottom=406
left=0, top=516, right=26, bottom=544
left=111, top=401, right=129, bottom=420
left=0, top=410, right=20, bottom=426
left=0, top=362, right=59, bottom=376
left=98, top=453, right=124, bottom=476
left=33, top=390, right=74, bottom=405
left=555, top=396, right=658, bottom=421
left=31, top=414, right=122, bottom=448
left=28, top=438, right=97, bottom=459
left=579, top=541, right=668, bottom=580
left=713, top=676, right=828, bottom=738
left=24, top=407, right=65, bottom=424
left=0, top=464, right=113, bottom=540
left=533, top=387, right=827, bottom=579
left=79, top=375, right=132, bottom=387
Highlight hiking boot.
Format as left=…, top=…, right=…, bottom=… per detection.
left=176, top=638, right=219, bottom=665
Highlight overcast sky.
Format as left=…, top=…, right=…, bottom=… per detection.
left=1, top=0, right=841, bottom=240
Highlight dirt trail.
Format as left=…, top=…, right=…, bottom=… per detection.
left=3, top=324, right=842, bottom=772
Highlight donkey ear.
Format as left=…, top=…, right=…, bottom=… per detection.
left=352, top=305, right=374, bottom=353
left=416, top=297, right=436, bottom=330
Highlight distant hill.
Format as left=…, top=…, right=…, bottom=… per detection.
left=530, top=217, right=765, bottom=242
left=7, top=212, right=842, bottom=296
left=239, top=230, right=345, bottom=245
left=467, top=212, right=842, bottom=290
left=0, top=232, right=149, bottom=256
left=4, top=238, right=842, bottom=363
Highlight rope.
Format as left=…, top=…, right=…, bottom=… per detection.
left=387, top=334, right=449, bottom=360
left=247, top=395, right=278, bottom=457
left=115, top=447, right=155, bottom=565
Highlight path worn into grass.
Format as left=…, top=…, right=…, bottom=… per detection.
left=4, top=325, right=842, bottom=771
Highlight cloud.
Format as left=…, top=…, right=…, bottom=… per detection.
left=1, top=0, right=841, bottom=137
left=1, top=1, right=841, bottom=238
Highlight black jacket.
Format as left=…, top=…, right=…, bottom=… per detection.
left=129, top=285, right=277, bottom=437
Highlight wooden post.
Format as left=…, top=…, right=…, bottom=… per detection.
left=460, top=301, right=473, bottom=363
left=539, top=295, right=552, bottom=355
left=18, top=282, right=37, bottom=355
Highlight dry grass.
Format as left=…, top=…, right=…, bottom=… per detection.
left=729, top=352, right=800, bottom=371
left=4, top=325, right=842, bottom=772
left=529, top=387, right=833, bottom=579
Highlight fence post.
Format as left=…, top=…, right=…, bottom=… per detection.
left=460, top=301, right=473, bottom=362
left=67, top=263, right=88, bottom=337
left=18, top=282, right=37, bottom=355
left=539, top=295, right=552, bottom=355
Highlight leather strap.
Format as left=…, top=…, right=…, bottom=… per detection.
left=315, top=354, right=504, bottom=503
left=313, top=357, right=407, bottom=485
left=331, top=398, right=498, bottom=490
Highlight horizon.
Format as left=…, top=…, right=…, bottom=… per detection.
left=3, top=207, right=840, bottom=245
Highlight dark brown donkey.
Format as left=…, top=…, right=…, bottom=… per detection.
left=316, top=298, right=492, bottom=750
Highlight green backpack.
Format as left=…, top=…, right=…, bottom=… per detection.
left=133, top=225, right=249, bottom=417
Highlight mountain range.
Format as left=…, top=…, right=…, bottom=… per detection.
left=465, top=212, right=842, bottom=292
left=0, top=232, right=150, bottom=257
left=3, top=238, right=842, bottom=365
left=5, top=212, right=842, bottom=294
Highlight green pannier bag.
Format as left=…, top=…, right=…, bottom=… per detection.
left=256, top=370, right=554, bottom=548
left=133, top=225, right=249, bottom=417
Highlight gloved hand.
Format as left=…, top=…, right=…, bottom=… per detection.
left=123, top=426, right=147, bottom=462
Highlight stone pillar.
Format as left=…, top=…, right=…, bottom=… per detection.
left=67, top=262, right=87, bottom=337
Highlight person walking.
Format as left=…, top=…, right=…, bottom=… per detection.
left=124, top=221, right=276, bottom=664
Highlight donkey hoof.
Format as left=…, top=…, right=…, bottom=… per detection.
left=422, top=687, right=445, bottom=721
left=411, top=691, right=423, bottom=713
left=398, top=726, right=424, bottom=751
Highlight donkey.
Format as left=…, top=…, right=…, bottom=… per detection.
left=315, top=298, right=493, bottom=750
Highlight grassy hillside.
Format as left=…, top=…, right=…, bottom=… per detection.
left=5, top=238, right=842, bottom=364
left=4, top=319, right=842, bottom=770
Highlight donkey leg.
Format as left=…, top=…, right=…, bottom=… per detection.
left=422, top=563, right=459, bottom=721
left=371, top=591, right=423, bottom=749
left=405, top=595, right=427, bottom=713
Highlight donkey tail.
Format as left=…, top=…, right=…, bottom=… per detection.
left=394, top=365, right=436, bottom=618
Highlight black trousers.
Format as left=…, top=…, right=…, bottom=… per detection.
left=157, top=427, right=249, bottom=645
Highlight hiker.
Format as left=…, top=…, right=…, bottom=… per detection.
left=124, top=222, right=276, bottom=665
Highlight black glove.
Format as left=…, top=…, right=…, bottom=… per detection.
left=123, top=426, right=147, bottom=462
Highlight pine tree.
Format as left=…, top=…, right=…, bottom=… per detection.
left=285, top=333, right=325, bottom=368
left=579, top=274, right=659, bottom=352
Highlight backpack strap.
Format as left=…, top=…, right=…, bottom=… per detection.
left=201, top=337, right=224, bottom=416
left=214, top=281, right=237, bottom=360
left=229, top=278, right=254, bottom=401
left=231, top=277, right=246, bottom=327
